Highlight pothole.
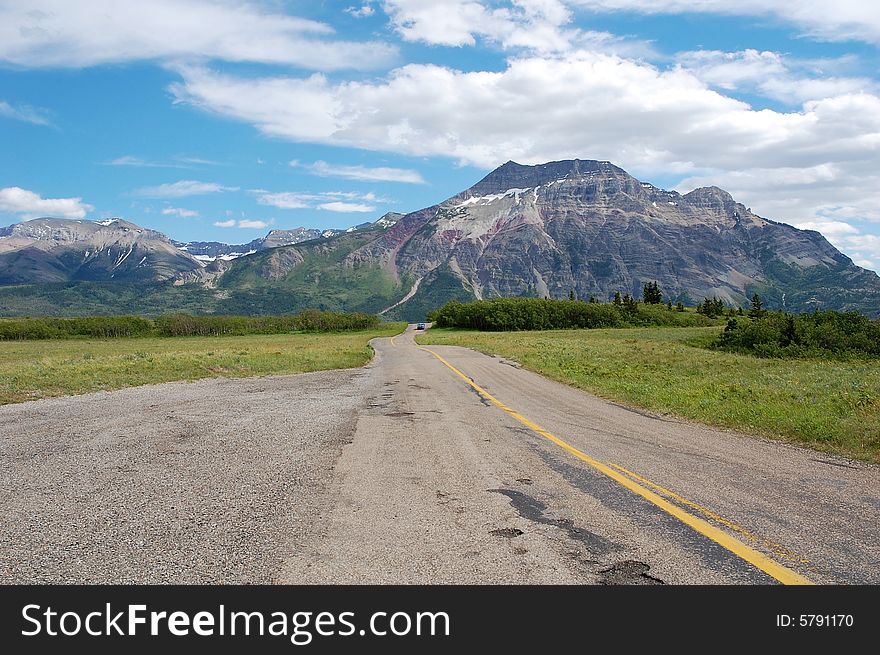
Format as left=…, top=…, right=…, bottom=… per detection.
left=599, top=560, right=664, bottom=585
left=490, top=528, right=524, bottom=538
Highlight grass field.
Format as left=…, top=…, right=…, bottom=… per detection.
left=0, top=323, right=406, bottom=406
left=418, top=326, right=880, bottom=463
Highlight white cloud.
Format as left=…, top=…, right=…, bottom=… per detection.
left=382, top=0, right=644, bottom=55
left=0, top=186, right=93, bottom=219
left=0, top=99, right=53, bottom=126
left=108, top=154, right=219, bottom=168
left=0, top=0, right=396, bottom=70
left=346, top=4, right=376, bottom=18
left=161, top=207, right=200, bottom=218
left=213, top=219, right=237, bottom=228
left=676, top=49, right=876, bottom=104
left=135, top=180, right=238, bottom=198
left=790, top=220, right=859, bottom=237
left=318, top=201, right=375, bottom=213
left=292, top=160, right=425, bottom=183
left=171, top=56, right=880, bottom=175
left=256, top=192, right=312, bottom=210
left=572, top=0, right=880, bottom=45
left=255, top=189, right=383, bottom=211
left=238, top=219, right=270, bottom=229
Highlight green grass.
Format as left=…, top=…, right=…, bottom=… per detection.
left=0, top=323, right=406, bottom=406
left=418, top=326, right=880, bottom=463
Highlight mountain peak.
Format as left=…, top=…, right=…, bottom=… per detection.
left=465, top=159, right=632, bottom=197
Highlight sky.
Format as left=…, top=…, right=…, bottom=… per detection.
left=0, top=1, right=879, bottom=272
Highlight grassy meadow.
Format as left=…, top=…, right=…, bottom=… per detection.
left=0, top=323, right=406, bottom=406
left=418, top=326, right=880, bottom=463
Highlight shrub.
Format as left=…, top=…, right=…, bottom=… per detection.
left=428, top=297, right=715, bottom=331
left=713, top=310, right=880, bottom=359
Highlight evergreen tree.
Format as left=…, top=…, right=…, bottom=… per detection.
left=643, top=281, right=663, bottom=304
left=569, top=289, right=576, bottom=301
left=749, top=293, right=764, bottom=319
left=613, top=291, right=622, bottom=306
left=676, top=301, right=685, bottom=312
left=667, top=300, right=673, bottom=310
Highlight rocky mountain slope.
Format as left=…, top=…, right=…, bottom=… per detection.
left=357, top=160, right=879, bottom=316
left=0, top=218, right=203, bottom=285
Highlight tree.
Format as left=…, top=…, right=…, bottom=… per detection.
left=588, top=295, right=598, bottom=304
left=613, top=291, right=622, bottom=306
left=749, top=293, right=764, bottom=319
left=667, top=300, right=673, bottom=310
left=643, top=281, right=663, bottom=304
left=676, top=301, right=685, bottom=312
left=569, top=289, right=576, bottom=301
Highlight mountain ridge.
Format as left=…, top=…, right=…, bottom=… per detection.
left=0, top=160, right=877, bottom=318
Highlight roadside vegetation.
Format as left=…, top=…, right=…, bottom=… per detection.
left=713, top=309, right=880, bottom=360
left=428, top=296, right=721, bottom=331
left=417, top=324, right=880, bottom=463
left=0, top=310, right=380, bottom=340
left=0, top=323, right=405, bottom=406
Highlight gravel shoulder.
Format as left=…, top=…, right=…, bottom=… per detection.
left=0, top=369, right=372, bottom=583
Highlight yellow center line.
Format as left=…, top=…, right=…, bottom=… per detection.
left=608, top=462, right=814, bottom=567
left=418, top=345, right=813, bottom=586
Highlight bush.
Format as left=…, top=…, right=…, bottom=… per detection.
left=713, top=310, right=880, bottom=359
left=0, top=310, right=380, bottom=340
left=154, top=310, right=380, bottom=337
left=427, top=297, right=716, bottom=331
left=0, top=316, right=153, bottom=340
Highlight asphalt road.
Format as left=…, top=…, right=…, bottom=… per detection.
left=2, top=326, right=878, bottom=584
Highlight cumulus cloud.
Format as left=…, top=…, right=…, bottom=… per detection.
left=292, top=160, right=425, bottom=183
left=0, top=99, right=53, bottom=126
left=135, top=180, right=239, bottom=198
left=213, top=219, right=237, bottom=228
left=170, top=56, right=880, bottom=176
left=0, top=0, right=396, bottom=70
left=382, top=0, right=643, bottom=55
left=0, top=186, right=94, bottom=219
left=161, top=207, right=200, bottom=218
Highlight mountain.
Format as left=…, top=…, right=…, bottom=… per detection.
left=358, top=160, right=880, bottom=317
left=0, top=163, right=876, bottom=318
left=0, top=218, right=203, bottom=285
left=172, top=213, right=404, bottom=260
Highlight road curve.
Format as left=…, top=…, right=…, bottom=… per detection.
left=1, top=326, right=878, bottom=584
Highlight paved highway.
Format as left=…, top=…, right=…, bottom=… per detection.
left=2, top=325, right=878, bottom=583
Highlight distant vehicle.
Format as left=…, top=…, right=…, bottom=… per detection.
left=416, top=322, right=426, bottom=330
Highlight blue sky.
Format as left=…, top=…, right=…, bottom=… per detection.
left=1, top=1, right=878, bottom=272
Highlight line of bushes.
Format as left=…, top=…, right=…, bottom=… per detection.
left=0, top=316, right=154, bottom=340
left=0, top=310, right=380, bottom=340
left=712, top=310, right=880, bottom=359
left=155, top=310, right=379, bottom=336
left=427, top=297, right=717, bottom=331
